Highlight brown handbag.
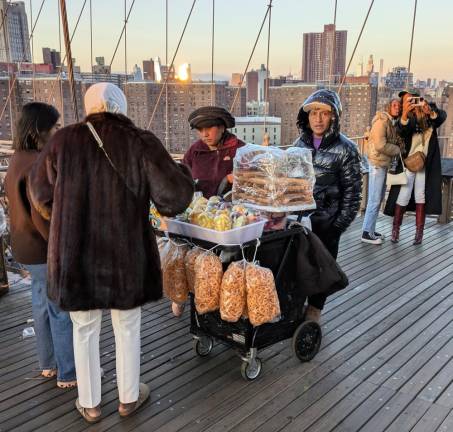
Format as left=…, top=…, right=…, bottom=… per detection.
left=404, top=151, right=426, bottom=173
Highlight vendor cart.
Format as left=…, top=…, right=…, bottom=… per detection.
left=169, top=223, right=322, bottom=381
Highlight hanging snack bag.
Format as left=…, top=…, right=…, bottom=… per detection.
left=245, top=263, right=281, bottom=326
left=220, top=261, right=247, bottom=322
left=160, top=240, right=190, bottom=305
left=185, top=247, right=204, bottom=293
left=194, top=251, right=223, bottom=314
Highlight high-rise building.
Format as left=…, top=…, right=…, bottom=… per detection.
left=133, top=64, right=143, bottom=81
left=246, top=70, right=258, bottom=102
left=366, top=55, right=374, bottom=75
left=0, top=1, right=31, bottom=62
left=142, top=59, right=155, bottom=81
left=440, top=85, right=453, bottom=158
left=42, top=47, right=61, bottom=72
left=257, top=64, right=268, bottom=102
left=302, top=24, right=347, bottom=83
left=384, top=66, right=414, bottom=92
left=230, top=73, right=243, bottom=87
left=92, top=56, right=111, bottom=74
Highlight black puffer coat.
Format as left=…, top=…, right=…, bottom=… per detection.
left=294, top=89, right=362, bottom=233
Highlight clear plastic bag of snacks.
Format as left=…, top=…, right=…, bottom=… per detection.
left=194, top=251, right=223, bottom=314
left=220, top=261, right=246, bottom=322
left=232, top=144, right=316, bottom=212
left=159, top=239, right=189, bottom=304
left=245, top=262, right=281, bottom=326
left=185, top=247, right=204, bottom=293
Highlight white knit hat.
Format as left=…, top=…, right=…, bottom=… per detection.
left=303, top=101, right=332, bottom=113
left=84, top=82, right=127, bottom=116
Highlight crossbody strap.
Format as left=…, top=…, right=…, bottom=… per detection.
left=86, top=121, right=137, bottom=199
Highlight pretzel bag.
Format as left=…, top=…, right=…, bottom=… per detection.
left=220, top=261, right=246, bottom=322
left=159, top=239, right=189, bottom=304
left=245, top=262, right=281, bottom=326
left=194, top=251, right=223, bottom=314
left=185, top=247, right=204, bottom=293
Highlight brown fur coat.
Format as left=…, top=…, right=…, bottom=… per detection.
left=29, top=112, right=194, bottom=311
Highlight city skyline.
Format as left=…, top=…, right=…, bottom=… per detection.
left=24, top=0, right=453, bottom=82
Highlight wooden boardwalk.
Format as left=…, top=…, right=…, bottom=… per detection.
left=0, top=215, right=452, bottom=432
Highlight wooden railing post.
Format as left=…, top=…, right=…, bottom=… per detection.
left=438, top=177, right=453, bottom=224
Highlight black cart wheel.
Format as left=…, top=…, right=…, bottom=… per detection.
left=240, top=358, right=262, bottom=381
left=193, top=336, right=213, bottom=357
left=292, top=321, right=322, bottom=362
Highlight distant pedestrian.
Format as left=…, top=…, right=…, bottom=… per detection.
left=29, top=83, right=194, bottom=423
left=361, top=98, right=402, bottom=244
left=5, top=102, right=76, bottom=388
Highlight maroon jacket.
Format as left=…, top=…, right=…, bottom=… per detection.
left=183, top=132, right=245, bottom=198
left=5, top=150, right=49, bottom=264
left=29, top=112, right=194, bottom=311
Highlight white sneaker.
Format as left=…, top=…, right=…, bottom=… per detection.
left=361, top=232, right=383, bottom=245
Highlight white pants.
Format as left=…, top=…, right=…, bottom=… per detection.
left=396, top=169, right=426, bottom=206
left=70, top=307, right=141, bottom=408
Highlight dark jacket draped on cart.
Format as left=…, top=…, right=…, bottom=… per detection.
left=29, top=112, right=194, bottom=311
left=384, top=104, right=446, bottom=216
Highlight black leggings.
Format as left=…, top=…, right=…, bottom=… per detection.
left=307, top=231, right=341, bottom=310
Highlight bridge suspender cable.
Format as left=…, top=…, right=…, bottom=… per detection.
left=328, top=0, right=338, bottom=88
left=263, top=0, right=273, bottom=140
left=407, top=0, right=418, bottom=89
left=147, top=0, right=197, bottom=130
left=338, top=0, right=375, bottom=96
left=59, top=0, right=79, bottom=122
left=210, top=0, right=215, bottom=106
left=229, top=1, right=272, bottom=113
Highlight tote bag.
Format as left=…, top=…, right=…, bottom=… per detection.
left=386, top=154, right=407, bottom=186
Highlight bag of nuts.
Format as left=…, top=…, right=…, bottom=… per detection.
left=220, top=261, right=246, bottom=322
left=194, top=251, right=223, bottom=314
left=185, top=247, right=204, bottom=293
left=245, top=263, right=280, bottom=326
left=160, top=239, right=190, bottom=305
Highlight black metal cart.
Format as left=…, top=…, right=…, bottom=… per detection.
left=172, top=223, right=322, bottom=380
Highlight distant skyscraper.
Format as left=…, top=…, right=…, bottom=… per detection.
left=366, top=55, right=374, bottom=75
left=384, top=66, right=414, bottom=91
left=0, top=1, right=31, bottom=62
left=92, top=56, right=111, bottom=74
left=257, top=64, right=268, bottom=102
left=133, top=64, right=143, bottom=81
left=142, top=59, right=155, bottom=81
left=42, top=47, right=61, bottom=71
left=302, top=24, right=347, bottom=83
left=246, top=70, right=259, bottom=102
left=231, top=73, right=243, bottom=87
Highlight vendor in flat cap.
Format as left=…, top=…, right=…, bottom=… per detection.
left=183, top=106, right=245, bottom=198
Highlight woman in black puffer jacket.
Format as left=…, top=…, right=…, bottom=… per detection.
left=294, top=89, right=362, bottom=322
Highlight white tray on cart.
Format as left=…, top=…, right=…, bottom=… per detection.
left=165, top=218, right=266, bottom=245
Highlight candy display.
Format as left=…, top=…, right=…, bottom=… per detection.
left=232, top=144, right=316, bottom=212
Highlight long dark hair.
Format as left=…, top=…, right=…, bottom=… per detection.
left=13, top=102, right=60, bottom=151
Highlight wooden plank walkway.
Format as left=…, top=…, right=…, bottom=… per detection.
left=0, top=215, right=452, bottom=432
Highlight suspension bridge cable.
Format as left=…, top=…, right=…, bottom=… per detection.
left=57, top=0, right=64, bottom=121
left=407, top=0, right=418, bottom=89
left=109, top=0, right=136, bottom=68
left=124, top=0, right=128, bottom=90
left=338, top=0, right=375, bottom=95
left=229, top=2, right=272, bottom=113
left=89, top=0, right=93, bottom=73
left=147, top=0, right=197, bottom=130
left=263, top=0, right=273, bottom=138
left=328, top=0, right=338, bottom=88
left=59, top=0, right=79, bottom=122
left=210, top=0, right=215, bottom=106
left=0, top=0, right=46, bottom=125
left=165, top=0, right=168, bottom=149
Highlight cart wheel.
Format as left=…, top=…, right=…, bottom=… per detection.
left=240, top=357, right=262, bottom=381
left=193, top=336, right=213, bottom=357
left=292, top=321, right=322, bottom=362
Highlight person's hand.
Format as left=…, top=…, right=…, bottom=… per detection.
left=401, top=97, right=416, bottom=121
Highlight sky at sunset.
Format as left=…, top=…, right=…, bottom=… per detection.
left=28, top=0, right=453, bottom=81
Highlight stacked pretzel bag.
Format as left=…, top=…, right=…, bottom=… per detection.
left=232, top=144, right=316, bottom=212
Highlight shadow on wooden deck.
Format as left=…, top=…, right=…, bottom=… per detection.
left=1, top=215, right=452, bottom=432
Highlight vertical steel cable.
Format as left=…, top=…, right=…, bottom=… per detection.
left=329, top=0, right=338, bottom=88
left=124, top=0, right=128, bottom=94
left=57, top=0, right=64, bottom=122
left=210, top=0, right=215, bottom=106
left=407, top=0, right=417, bottom=89
left=89, top=0, right=93, bottom=75
left=338, top=0, right=374, bottom=95
left=29, top=0, right=35, bottom=98
left=165, top=0, right=168, bottom=148
left=263, top=0, right=272, bottom=138
left=229, top=2, right=271, bottom=113
left=59, top=0, right=79, bottom=122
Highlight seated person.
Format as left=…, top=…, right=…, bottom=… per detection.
left=183, top=106, right=245, bottom=198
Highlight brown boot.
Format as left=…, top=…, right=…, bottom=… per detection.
left=391, top=204, right=406, bottom=243
left=413, top=203, right=425, bottom=245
